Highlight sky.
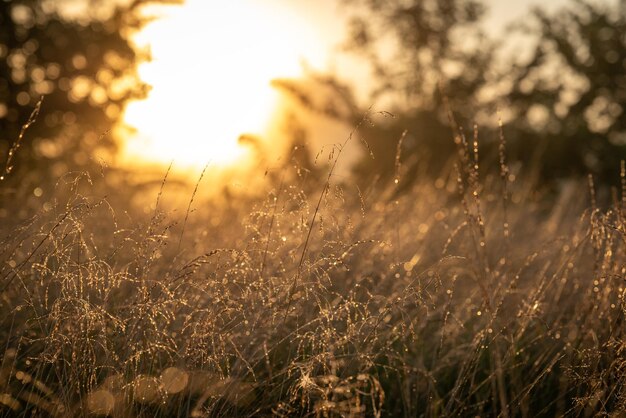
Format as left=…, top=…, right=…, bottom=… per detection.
left=117, top=0, right=577, bottom=175
left=484, top=0, right=570, bottom=34
left=280, top=0, right=574, bottom=50
left=256, top=0, right=575, bottom=88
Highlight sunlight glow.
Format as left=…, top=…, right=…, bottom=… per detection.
left=120, top=0, right=322, bottom=170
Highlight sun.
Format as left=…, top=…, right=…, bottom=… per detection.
left=118, top=0, right=321, bottom=171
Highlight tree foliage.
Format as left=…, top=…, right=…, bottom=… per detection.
left=341, top=0, right=488, bottom=107
left=278, top=0, right=626, bottom=187
left=505, top=0, right=626, bottom=182
left=0, top=0, right=176, bottom=179
left=274, top=0, right=494, bottom=185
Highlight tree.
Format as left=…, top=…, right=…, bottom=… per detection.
left=505, top=0, right=626, bottom=183
left=0, top=0, right=177, bottom=180
left=273, top=0, right=493, bottom=186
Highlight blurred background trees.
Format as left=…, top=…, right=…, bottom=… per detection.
left=277, top=0, right=626, bottom=189
left=274, top=0, right=494, bottom=186
left=1, top=0, right=625, bottom=191
left=505, top=0, right=626, bottom=183
left=0, top=0, right=176, bottom=182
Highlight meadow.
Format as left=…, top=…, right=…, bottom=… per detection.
left=0, top=119, right=625, bottom=417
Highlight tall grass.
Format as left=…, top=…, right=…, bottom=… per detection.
left=0, top=120, right=625, bottom=417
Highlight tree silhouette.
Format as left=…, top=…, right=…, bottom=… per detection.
left=0, top=0, right=178, bottom=179
left=505, top=0, right=626, bottom=183
left=273, top=0, right=493, bottom=186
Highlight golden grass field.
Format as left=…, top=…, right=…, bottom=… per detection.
left=0, top=121, right=625, bottom=417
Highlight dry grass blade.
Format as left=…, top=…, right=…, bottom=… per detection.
left=178, top=162, right=209, bottom=251
left=2, top=97, right=43, bottom=180
left=283, top=110, right=372, bottom=321
left=0, top=101, right=624, bottom=417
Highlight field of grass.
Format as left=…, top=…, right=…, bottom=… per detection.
left=0, top=123, right=625, bottom=417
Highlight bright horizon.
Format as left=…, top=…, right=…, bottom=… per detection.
left=115, top=0, right=570, bottom=174
left=118, top=0, right=331, bottom=172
